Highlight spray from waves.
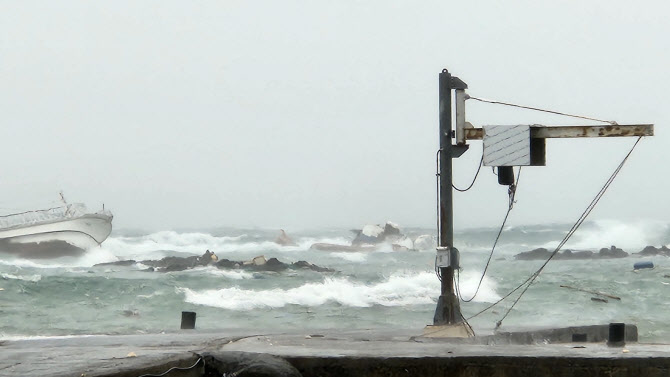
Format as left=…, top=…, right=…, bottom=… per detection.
left=179, top=267, right=254, bottom=280
left=179, top=271, right=500, bottom=311
left=0, top=246, right=118, bottom=269
left=544, top=219, right=669, bottom=251
left=455, top=269, right=501, bottom=303
left=329, top=252, right=367, bottom=262
left=1, top=273, right=41, bottom=282
left=103, top=231, right=353, bottom=261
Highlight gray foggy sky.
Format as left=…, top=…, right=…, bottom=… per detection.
left=1, top=1, right=668, bottom=231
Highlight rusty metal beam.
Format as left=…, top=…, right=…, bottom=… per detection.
left=464, top=124, right=654, bottom=140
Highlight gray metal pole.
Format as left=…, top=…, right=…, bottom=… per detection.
left=433, top=69, right=463, bottom=325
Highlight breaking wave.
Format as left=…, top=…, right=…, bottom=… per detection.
left=179, top=271, right=499, bottom=310
left=1, top=273, right=41, bottom=282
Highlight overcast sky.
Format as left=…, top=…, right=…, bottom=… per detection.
left=0, top=1, right=667, bottom=231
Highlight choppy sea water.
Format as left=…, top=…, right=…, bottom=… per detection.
left=1, top=219, right=670, bottom=341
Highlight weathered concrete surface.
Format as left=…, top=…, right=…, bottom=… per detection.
left=1, top=327, right=670, bottom=377
left=0, top=331, right=245, bottom=377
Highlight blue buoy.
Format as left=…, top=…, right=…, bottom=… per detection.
left=634, top=261, right=654, bottom=270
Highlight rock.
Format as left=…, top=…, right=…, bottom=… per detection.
left=262, top=258, right=288, bottom=272
left=293, top=260, right=335, bottom=273
left=199, top=250, right=218, bottom=265
left=560, top=250, right=594, bottom=260
left=106, top=250, right=335, bottom=275
left=215, top=259, right=238, bottom=269
left=516, top=246, right=628, bottom=260
left=252, top=255, right=267, bottom=266
left=598, top=245, right=628, bottom=258
left=352, top=224, right=385, bottom=245
left=274, top=229, right=297, bottom=246
left=384, top=221, right=401, bottom=237
left=139, top=250, right=218, bottom=272
left=636, top=245, right=670, bottom=256
left=515, top=248, right=551, bottom=260
left=352, top=221, right=405, bottom=246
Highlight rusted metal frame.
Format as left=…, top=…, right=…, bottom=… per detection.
left=464, top=124, right=654, bottom=140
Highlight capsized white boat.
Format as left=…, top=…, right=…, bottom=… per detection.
left=0, top=203, right=113, bottom=258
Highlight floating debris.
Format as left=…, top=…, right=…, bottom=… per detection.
left=633, top=261, right=654, bottom=270
left=560, top=285, right=621, bottom=300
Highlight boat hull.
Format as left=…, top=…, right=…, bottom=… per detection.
left=0, top=214, right=112, bottom=258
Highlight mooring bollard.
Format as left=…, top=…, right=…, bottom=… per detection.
left=607, top=322, right=625, bottom=347
left=181, top=311, right=196, bottom=329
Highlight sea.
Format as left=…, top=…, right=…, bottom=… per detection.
left=1, top=219, right=670, bottom=342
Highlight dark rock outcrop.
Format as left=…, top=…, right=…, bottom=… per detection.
left=95, top=250, right=334, bottom=273
left=515, top=246, right=628, bottom=260
left=598, top=246, right=627, bottom=258
left=636, top=245, right=670, bottom=256
left=351, top=221, right=401, bottom=245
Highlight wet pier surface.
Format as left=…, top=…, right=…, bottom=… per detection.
left=3, top=327, right=670, bottom=376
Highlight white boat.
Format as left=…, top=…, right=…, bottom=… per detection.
left=0, top=203, right=113, bottom=258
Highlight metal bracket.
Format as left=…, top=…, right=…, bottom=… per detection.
left=451, top=144, right=469, bottom=158
left=450, top=77, right=468, bottom=90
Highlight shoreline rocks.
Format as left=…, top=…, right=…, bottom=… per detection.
left=514, top=245, right=628, bottom=260
left=94, top=250, right=335, bottom=273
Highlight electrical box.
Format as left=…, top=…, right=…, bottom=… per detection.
left=436, top=247, right=459, bottom=269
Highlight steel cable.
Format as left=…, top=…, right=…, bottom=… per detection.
left=466, top=136, right=643, bottom=326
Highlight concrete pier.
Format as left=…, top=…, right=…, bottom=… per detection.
left=1, top=325, right=669, bottom=377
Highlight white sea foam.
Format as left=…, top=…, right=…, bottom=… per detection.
left=179, top=271, right=499, bottom=310
left=101, top=232, right=347, bottom=260
left=0, top=334, right=94, bottom=341
left=330, top=252, right=367, bottom=262
left=455, top=269, right=502, bottom=303
left=184, top=266, right=254, bottom=280
left=547, top=219, right=668, bottom=251
left=1, top=273, right=42, bottom=282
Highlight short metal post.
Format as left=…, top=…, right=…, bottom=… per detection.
left=607, top=322, right=625, bottom=347
left=181, top=311, right=196, bottom=329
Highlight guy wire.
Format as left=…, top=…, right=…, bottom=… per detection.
left=466, top=136, right=643, bottom=324
left=457, top=167, right=521, bottom=303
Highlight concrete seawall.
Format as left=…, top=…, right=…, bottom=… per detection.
left=1, top=326, right=669, bottom=377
